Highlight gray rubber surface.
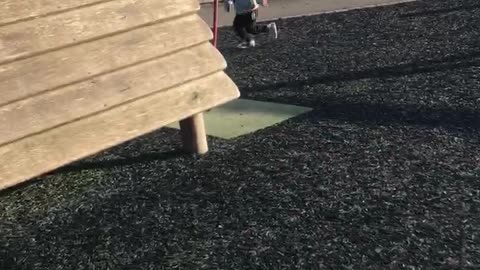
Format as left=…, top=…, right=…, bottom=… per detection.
left=1, top=0, right=479, bottom=269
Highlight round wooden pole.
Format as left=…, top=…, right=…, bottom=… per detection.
left=212, top=0, right=219, bottom=47
left=180, top=113, right=208, bottom=155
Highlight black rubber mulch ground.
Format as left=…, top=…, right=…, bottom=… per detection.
left=1, top=0, right=480, bottom=269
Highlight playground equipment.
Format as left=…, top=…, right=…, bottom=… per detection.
left=0, top=0, right=240, bottom=190
left=213, top=0, right=220, bottom=47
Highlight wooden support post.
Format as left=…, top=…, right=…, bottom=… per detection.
left=180, top=113, right=208, bottom=154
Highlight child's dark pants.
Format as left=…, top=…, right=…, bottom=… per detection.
left=233, top=9, right=268, bottom=42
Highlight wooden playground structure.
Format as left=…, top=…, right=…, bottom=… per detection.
left=0, top=0, right=239, bottom=190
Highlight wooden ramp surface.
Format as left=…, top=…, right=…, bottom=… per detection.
left=0, top=0, right=240, bottom=190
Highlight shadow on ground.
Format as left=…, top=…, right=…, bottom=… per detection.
left=1, top=0, right=480, bottom=269
left=242, top=50, right=480, bottom=92
left=52, top=150, right=186, bottom=175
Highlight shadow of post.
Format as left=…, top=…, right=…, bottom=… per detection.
left=307, top=100, right=480, bottom=133
left=241, top=50, right=480, bottom=93
left=238, top=50, right=480, bottom=132
left=50, top=150, right=187, bottom=175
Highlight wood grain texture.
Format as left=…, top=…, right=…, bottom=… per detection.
left=0, top=0, right=199, bottom=62
left=0, top=0, right=112, bottom=26
left=0, top=15, right=211, bottom=106
left=0, top=0, right=240, bottom=190
left=0, top=72, right=240, bottom=190
left=0, top=42, right=226, bottom=146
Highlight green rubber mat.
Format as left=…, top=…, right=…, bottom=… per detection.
left=167, top=99, right=312, bottom=139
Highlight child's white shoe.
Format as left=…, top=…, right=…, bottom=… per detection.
left=224, top=0, right=234, bottom=12
left=237, top=40, right=256, bottom=49
left=237, top=41, right=247, bottom=49
left=267, top=23, right=278, bottom=40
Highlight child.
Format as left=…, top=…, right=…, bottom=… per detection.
left=225, top=0, right=278, bottom=48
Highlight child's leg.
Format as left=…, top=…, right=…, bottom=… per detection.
left=233, top=13, right=253, bottom=42
left=246, top=10, right=268, bottom=35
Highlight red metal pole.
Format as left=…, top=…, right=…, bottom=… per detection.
left=212, top=0, right=219, bottom=47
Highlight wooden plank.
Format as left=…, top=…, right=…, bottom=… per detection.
left=0, top=15, right=211, bottom=106
left=0, top=42, right=226, bottom=146
left=0, top=0, right=199, bottom=62
left=0, top=72, right=240, bottom=190
left=0, top=0, right=112, bottom=26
